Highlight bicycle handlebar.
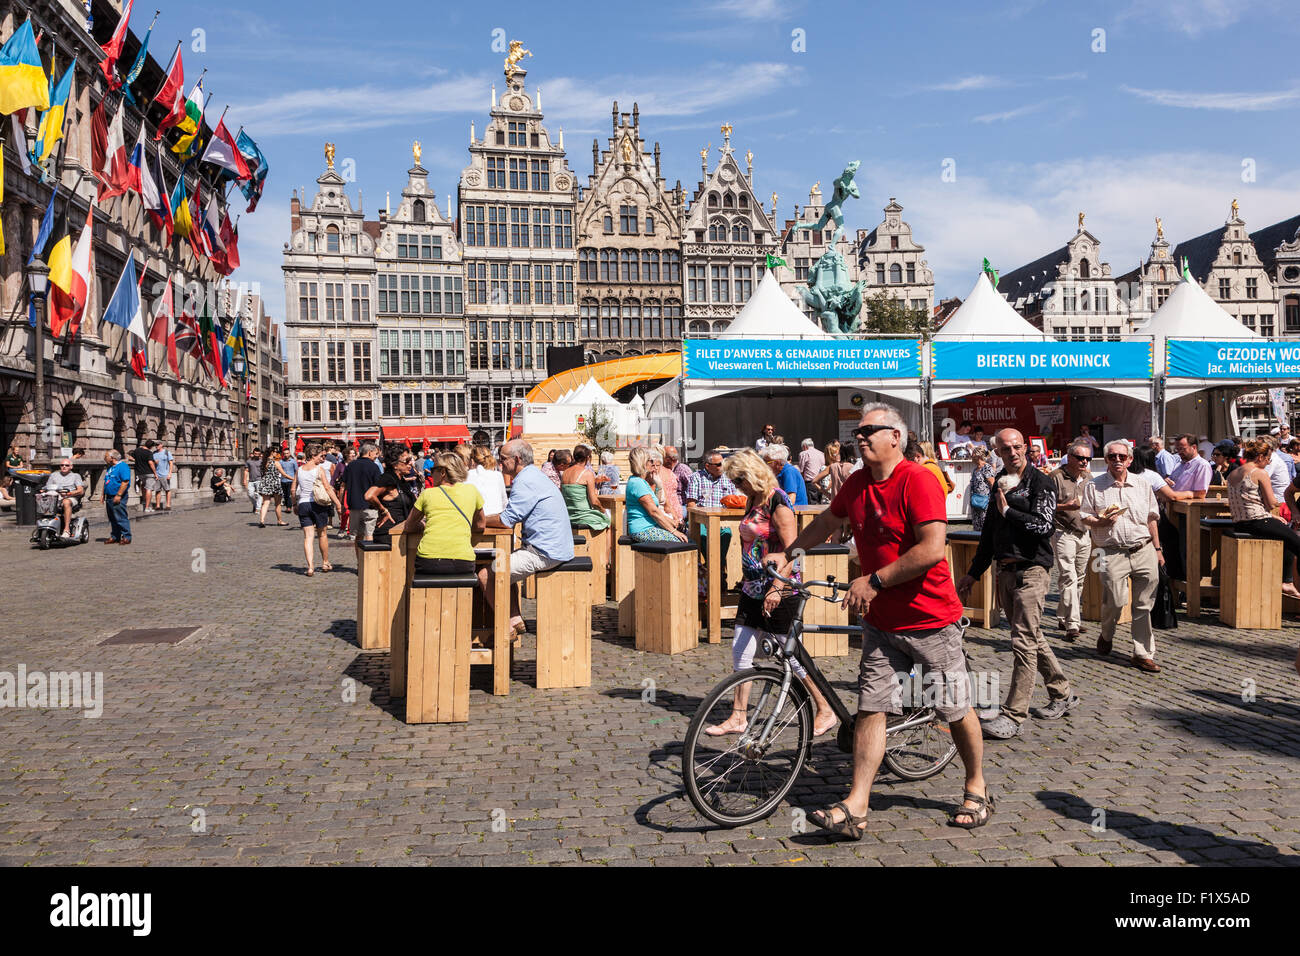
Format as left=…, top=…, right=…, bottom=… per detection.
left=764, top=563, right=851, bottom=597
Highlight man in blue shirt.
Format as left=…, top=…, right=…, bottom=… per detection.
left=102, top=449, right=133, bottom=544
left=485, top=438, right=575, bottom=634
left=761, top=443, right=808, bottom=505
left=150, top=440, right=175, bottom=511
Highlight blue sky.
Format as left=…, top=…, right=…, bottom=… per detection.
left=156, top=0, right=1300, bottom=318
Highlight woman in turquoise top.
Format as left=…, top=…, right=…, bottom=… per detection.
left=624, top=446, right=686, bottom=542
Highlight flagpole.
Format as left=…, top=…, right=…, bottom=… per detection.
left=150, top=41, right=181, bottom=103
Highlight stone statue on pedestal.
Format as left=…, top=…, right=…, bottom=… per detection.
left=794, top=159, right=859, bottom=246
left=798, top=247, right=864, bottom=336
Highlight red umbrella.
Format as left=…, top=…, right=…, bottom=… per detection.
left=403, top=438, right=412, bottom=450
left=294, top=436, right=304, bottom=454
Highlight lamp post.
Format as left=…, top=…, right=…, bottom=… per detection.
left=26, top=260, right=51, bottom=463
left=231, top=354, right=247, bottom=458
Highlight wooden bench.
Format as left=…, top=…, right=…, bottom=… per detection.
left=575, top=524, right=610, bottom=607
left=535, top=556, right=594, bottom=688
left=946, top=529, right=1000, bottom=627
left=631, top=539, right=700, bottom=655
left=800, top=542, right=852, bottom=656
left=356, top=538, right=397, bottom=650
left=404, top=572, right=478, bottom=723
left=615, top=534, right=636, bottom=637
left=1220, top=531, right=1283, bottom=629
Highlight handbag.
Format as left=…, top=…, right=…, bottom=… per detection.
left=440, top=486, right=472, bottom=525
left=1151, top=565, right=1178, bottom=630
left=310, top=469, right=332, bottom=506
left=970, top=492, right=990, bottom=509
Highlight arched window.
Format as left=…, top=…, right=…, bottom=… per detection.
left=579, top=248, right=597, bottom=282
left=1159, top=266, right=1168, bottom=282
left=412, top=200, right=426, bottom=222
left=739, top=194, right=749, bottom=209
left=620, top=250, right=639, bottom=282
left=644, top=214, right=655, bottom=235
left=723, top=192, right=735, bottom=208
left=642, top=250, right=660, bottom=282
left=599, top=249, right=615, bottom=282
left=580, top=298, right=598, bottom=337
left=889, top=263, right=902, bottom=284
left=60, top=402, right=86, bottom=449
left=707, top=192, right=720, bottom=207
left=326, top=225, right=340, bottom=253
left=1079, top=259, right=1090, bottom=279
left=1233, top=251, right=1242, bottom=265
left=643, top=299, right=662, bottom=338
left=708, top=219, right=727, bottom=242
left=731, top=221, right=750, bottom=242
left=622, top=299, right=642, bottom=338
left=689, top=320, right=710, bottom=335
left=603, top=213, right=613, bottom=233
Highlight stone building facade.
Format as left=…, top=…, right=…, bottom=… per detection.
left=681, top=125, right=776, bottom=333
left=458, top=63, right=579, bottom=444
left=282, top=158, right=380, bottom=447
left=374, top=157, right=468, bottom=445
left=230, top=291, right=287, bottom=454
left=576, top=102, right=685, bottom=361
left=0, top=0, right=251, bottom=505
left=853, top=198, right=935, bottom=318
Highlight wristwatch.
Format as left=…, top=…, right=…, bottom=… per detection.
left=869, top=572, right=885, bottom=591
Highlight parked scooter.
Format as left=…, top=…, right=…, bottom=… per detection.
left=30, top=490, right=90, bottom=549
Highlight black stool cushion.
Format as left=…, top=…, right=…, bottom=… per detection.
left=474, top=548, right=496, bottom=560
left=358, top=539, right=392, bottom=552
left=573, top=533, right=587, bottom=545
left=1201, top=517, right=1235, bottom=530
left=1226, top=530, right=1280, bottom=541
left=805, top=542, right=850, bottom=556
left=618, top=534, right=635, bottom=546
left=631, top=539, right=698, bottom=555
left=948, top=529, right=982, bottom=543
left=412, top=572, right=480, bottom=589
left=544, top=556, right=593, bottom=573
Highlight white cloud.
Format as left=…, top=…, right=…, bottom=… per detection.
left=972, top=100, right=1053, bottom=123
left=925, top=75, right=1010, bottom=92
left=706, top=0, right=786, bottom=20
left=1121, top=84, right=1300, bottom=111
left=854, top=153, right=1300, bottom=300
left=1117, top=0, right=1263, bottom=36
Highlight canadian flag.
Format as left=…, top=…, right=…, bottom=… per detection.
left=98, top=102, right=133, bottom=200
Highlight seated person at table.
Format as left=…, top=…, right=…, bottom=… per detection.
left=561, top=445, right=610, bottom=533
left=596, top=451, right=620, bottom=492
left=625, top=446, right=688, bottom=543
left=759, top=443, right=808, bottom=506
left=43, top=459, right=85, bottom=537
left=1230, top=439, right=1300, bottom=601
left=366, top=445, right=418, bottom=539
left=0, top=474, right=15, bottom=511
left=467, top=444, right=508, bottom=517
left=484, top=439, right=576, bottom=635
left=402, top=452, right=486, bottom=575
left=687, top=447, right=737, bottom=589
left=210, top=468, right=233, bottom=502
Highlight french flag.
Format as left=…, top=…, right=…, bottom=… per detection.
left=124, top=121, right=145, bottom=198
left=140, top=141, right=172, bottom=238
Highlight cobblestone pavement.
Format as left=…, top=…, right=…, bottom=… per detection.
left=2, top=504, right=1299, bottom=866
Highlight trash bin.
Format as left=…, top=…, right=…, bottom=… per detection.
left=11, top=470, right=49, bottom=526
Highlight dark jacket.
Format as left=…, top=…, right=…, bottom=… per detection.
left=967, top=464, right=1057, bottom=577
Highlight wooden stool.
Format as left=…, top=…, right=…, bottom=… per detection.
left=1082, top=557, right=1132, bottom=624
left=947, top=529, right=1000, bottom=627
left=577, top=524, right=610, bottom=606
left=1220, top=532, right=1283, bottom=629
left=615, top=534, right=636, bottom=636
left=405, top=571, right=478, bottom=723
left=801, top=543, right=851, bottom=656
left=385, top=533, right=418, bottom=696
left=631, top=540, right=699, bottom=654
left=535, top=556, right=594, bottom=688
left=356, top=539, right=396, bottom=650
left=1200, top=517, right=1234, bottom=593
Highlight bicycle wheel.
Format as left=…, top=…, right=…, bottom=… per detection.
left=683, top=668, right=812, bottom=827
left=883, top=707, right=958, bottom=781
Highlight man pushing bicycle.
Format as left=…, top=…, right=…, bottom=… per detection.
left=767, top=403, right=993, bottom=837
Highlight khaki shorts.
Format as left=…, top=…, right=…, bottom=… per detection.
left=146, top=475, right=170, bottom=493
left=509, top=544, right=564, bottom=583
left=348, top=508, right=378, bottom=538
left=857, top=620, right=971, bottom=722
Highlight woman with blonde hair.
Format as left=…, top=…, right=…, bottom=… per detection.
left=402, top=452, right=486, bottom=576
left=467, top=443, right=508, bottom=516
left=814, top=440, right=855, bottom=497
left=704, top=449, right=837, bottom=738
left=652, top=443, right=684, bottom=528
left=1228, top=438, right=1300, bottom=600
left=624, top=445, right=686, bottom=542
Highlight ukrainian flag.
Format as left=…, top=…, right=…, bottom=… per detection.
left=34, top=60, right=73, bottom=163
left=0, top=20, right=48, bottom=115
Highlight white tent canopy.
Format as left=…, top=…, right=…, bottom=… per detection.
left=563, top=376, right=619, bottom=407
left=718, top=271, right=828, bottom=338
left=934, top=273, right=1047, bottom=341
left=1134, top=277, right=1259, bottom=383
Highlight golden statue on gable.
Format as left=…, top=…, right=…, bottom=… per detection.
left=504, top=40, right=532, bottom=83
left=1077, top=210, right=1085, bottom=230
left=1155, top=216, right=1164, bottom=240
left=621, top=136, right=634, bottom=163
left=325, top=142, right=335, bottom=170
left=1231, top=198, right=1240, bottom=218
left=413, top=140, right=422, bottom=166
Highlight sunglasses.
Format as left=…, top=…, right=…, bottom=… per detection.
left=1069, top=454, right=1090, bottom=462
left=853, top=424, right=896, bottom=441
left=1105, top=453, right=1130, bottom=461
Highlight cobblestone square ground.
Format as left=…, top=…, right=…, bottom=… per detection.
left=2, top=505, right=1299, bottom=866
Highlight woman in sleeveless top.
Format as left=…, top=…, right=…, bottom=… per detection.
left=1228, top=438, right=1300, bottom=600
left=702, top=449, right=837, bottom=739
left=560, top=445, right=610, bottom=532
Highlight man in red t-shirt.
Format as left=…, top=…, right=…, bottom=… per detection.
left=768, top=403, right=992, bottom=836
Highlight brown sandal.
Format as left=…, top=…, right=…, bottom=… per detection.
left=809, top=801, right=869, bottom=840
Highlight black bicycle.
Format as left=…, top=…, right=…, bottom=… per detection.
left=682, top=568, right=959, bottom=827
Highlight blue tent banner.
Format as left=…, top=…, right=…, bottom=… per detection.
left=682, top=339, right=921, bottom=380
left=932, top=340, right=1153, bottom=380
left=1167, top=339, right=1300, bottom=379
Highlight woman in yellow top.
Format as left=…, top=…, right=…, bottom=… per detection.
left=401, top=452, right=486, bottom=575
left=905, top=438, right=955, bottom=497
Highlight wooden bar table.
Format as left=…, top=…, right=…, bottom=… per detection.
left=687, top=505, right=746, bottom=643
left=598, top=493, right=626, bottom=601
left=1166, top=496, right=1232, bottom=618
left=792, top=504, right=831, bottom=539
left=471, top=526, right=516, bottom=695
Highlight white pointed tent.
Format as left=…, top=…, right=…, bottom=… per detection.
left=646, top=271, right=923, bottom=429
left=929, top=272, right=1150, bottom=404
left=1137, top=277, right=1258, bottom=380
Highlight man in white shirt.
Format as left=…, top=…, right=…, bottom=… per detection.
left=948, top=421, right=974, bottom=447
left=1197, top=435, right=1215, bottom=461
left=1264, top=435, right=1292, bottom=503
left=43, top=459, right=85, bottom=538
left=798, top=438, right=825, bottom=484
left=1080, top=439, right=1164, bottom=672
